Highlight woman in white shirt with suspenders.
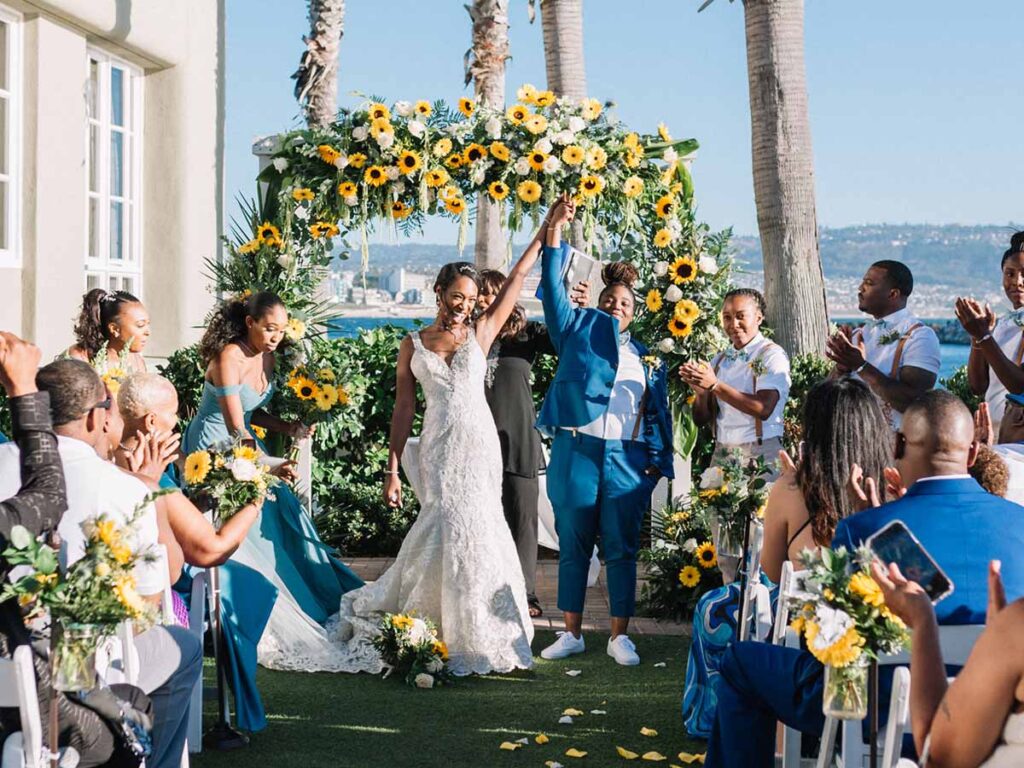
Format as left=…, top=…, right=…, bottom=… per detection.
left=679, top=289, right=791, bottom=476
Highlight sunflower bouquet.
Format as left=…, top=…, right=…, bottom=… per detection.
left=280, top=363, right=350, bottom=425
left=787, top=546, right=909, bottom=719
left=694, top=454, right=773, bottom=571
left=182, top=442, right=277, bottom=523
left=0, top=496, right=163, bottom=690
left=373, top=613, right=453, bottom=689
left=637, top=499, right=722, bottom=622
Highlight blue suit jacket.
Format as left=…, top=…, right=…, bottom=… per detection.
left=833, top=477, right=1024, bottom=624
left=536, top=242, right=675, bottom=478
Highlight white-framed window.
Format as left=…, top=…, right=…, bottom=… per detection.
left=85, top=49, right=142, bottom=294
left=0, top=6, right=22, bottom=268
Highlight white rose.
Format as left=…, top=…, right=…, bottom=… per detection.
left=271, top=157, right=289, bottom=173
left=276, top=253, right=295, bottom=271
left=485, top=116, right=503, bottom=139
left=663, top=147, right=679, bottom=164
left=344, top=195, right=358, bottom=207
left=293, top=205, right=310, bottom=221
left=352, top=125, right=369, bottom=141
left=699, top=466, right=724, bottom=490
left=514, top=156, right=531, bottom=176
left=408, top=119, right=426, bottom=138
left=333, top=155, right=349, bottom=170
left=376, top=131, right=395, bottom=150
left=230, top=458, right=259, bottom=482
left=385, top=166, right=400, bottom=181
left=552, top=130, right=575, bottom=146
left=393, top=180, right=406, bottom=195
left=534, top=137, right=553, bottom=154
left=653, top=261, right=670, bottom=277
left=471, top=164, right=487, bottom=185
left=699, top=255, right=718, bottom=274
left=811, top=605, right=855, bottom=649
left=657, top=338, right=675, bottom=354
left=664, top=284, right=683, bottom=303
left=426, top=658, right=444, bottom=673
left=408, top=618, right=431, bottom=644
left=542, top=155, right=562, bottom=174
left=394, top=100, right=413, bottom=117
left=568, top=116, right=586, bottom=133
left=683, top=538, right=698, bottom=554
left=413, top=673, right=435, bottom=689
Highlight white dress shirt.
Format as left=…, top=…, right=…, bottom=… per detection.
left=578, top=341, right=648, bottom=441
left=853, top=307, right=941, bottom=429
left=0, top=436, right=164, bottom=595
left=712, top=333, right=791, bottom=445
left=984, top=313, right=1024, bottom=428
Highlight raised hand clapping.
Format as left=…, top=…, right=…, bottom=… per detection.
left=0, top=331, right=41, bottom=398
left=954, top=296, right=995, bottom=341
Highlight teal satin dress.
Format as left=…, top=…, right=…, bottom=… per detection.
left=182, top=381, right=363, bottom=731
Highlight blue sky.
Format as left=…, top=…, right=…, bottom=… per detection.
left=225, top=0, right=1023, bottom=242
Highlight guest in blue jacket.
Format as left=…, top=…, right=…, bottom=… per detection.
left=536, top=196, right=674, bottom=667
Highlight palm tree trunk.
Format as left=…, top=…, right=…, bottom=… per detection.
left=743, top=0, right=828, bottom=356
left=467, top=0, right=510, bottom=269
left=293, top=0, right=345, bottom=129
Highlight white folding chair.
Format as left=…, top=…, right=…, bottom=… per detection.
left=738, top=519, right=774, bottom=642
left=773, top=560, right=809, bottom=768
left=185, top=570, right=209, bottom=754
left=0, top=645, right=43, bottom=768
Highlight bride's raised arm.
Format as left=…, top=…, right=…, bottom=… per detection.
left=383, top=336, right=416, bottom=508
left=475, top=195, right=576, bottom=353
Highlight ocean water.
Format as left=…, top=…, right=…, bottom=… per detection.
left=327, top=317, right=970, bottom=381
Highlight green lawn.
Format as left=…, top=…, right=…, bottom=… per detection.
left=193, top=632, right=707, bottom=768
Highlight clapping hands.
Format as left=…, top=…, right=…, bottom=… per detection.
left=678, top=360, right=717, bottom=391
left=826, top=329, right=867, bottom=373
left=954, top=296, right=995, bottom=341
left=0, top=332, right=41, bottom=398
left=125, top=429, right=181, bottom=483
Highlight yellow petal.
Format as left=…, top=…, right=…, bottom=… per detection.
left=499, top=741, right=522, bottom=751
left=536, top=733, right=550, bottom=744
left=565, top=748, right=588, bottom=758
left=677, top=753, right=704, bottom=765
left=563, top=708, right=585, bottom=716
left=642, top=753, right=667, bottom=762
left=640, top=727, right=659, bottom=737
left=616, top=746, right=639, bottom=760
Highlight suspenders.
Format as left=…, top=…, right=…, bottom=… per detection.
left=853, top=322, right=924, bottom=424
left=711, top=344, right=777, bottom=445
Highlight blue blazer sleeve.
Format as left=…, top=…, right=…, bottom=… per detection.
left=541, top=243, right=573, bottom=350
left=831, top=518, right=857, bottom=553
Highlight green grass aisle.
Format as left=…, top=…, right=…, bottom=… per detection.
left=193, top=632, right=707, bottom=768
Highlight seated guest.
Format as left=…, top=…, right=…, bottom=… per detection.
left=705, top=390, right=1024, bottom=768
left=0, top=360, right=201, bottom=768
left=874, top=559, right=1023, bottom=767
left=682, top=377, right=891, bottom=739
left=826, top=260, right=940, bottom=430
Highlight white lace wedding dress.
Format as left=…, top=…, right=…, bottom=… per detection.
left=258, top=330, right=535, bottom=675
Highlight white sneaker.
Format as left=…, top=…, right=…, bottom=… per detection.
left=540, top=631, right=586, bottom=660
left=607, top=634, right=640, bottom=666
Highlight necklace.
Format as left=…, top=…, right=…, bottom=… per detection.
left=237, top=338, right=259, bottom=357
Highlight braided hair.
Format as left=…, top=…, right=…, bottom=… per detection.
left=199, top=291, right=285, bottom=364
left=722, top=287, right=767, bottom=316
left=1002, top=231, right=1024, bottom=267
left=598, top=261, right=639, bottom=301
left=73, top=288, right=141, bottom=359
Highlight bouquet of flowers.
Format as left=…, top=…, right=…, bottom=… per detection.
left=638, top=499, right=722, bottom=622
left=280, top=363, right=350, bottom=425
left=694, top=454, right=773, bottom=564
left=182, top=441, right=277, bottom=523
left=787, top=546, right=909, bottom=719
left=0, top=496, right=162, bottom=690
left=373, top=613, right=452, bottom=689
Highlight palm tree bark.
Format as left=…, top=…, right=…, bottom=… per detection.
left=743, top=0, right=828, bottom=355
left=293, top=0, right=345, bottom=129
left=467, top=0, right=510, bottom=269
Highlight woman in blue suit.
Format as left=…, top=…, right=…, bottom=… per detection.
left=537, top=196, right=675, bottom=666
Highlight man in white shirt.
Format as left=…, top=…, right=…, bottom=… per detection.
left=826, top=260, right=941, bottom=429
left=0, top=360, right=200, bottom=768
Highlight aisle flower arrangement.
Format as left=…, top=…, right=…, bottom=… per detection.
left=695, top=455, right=773, bottom=561
left=183, top=441, right=278, bottom=523
left=374, top=612, right=453, bottom=689
left=787, top=546, right=909, bottom=719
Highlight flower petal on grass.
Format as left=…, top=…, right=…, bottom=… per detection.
left=536, top=734, right=551, bottom=744
left=640, top=727, right=659, bottom=737
left=515, top=737, right=529, bottom=745
left=563, top=708, right=585, bottom=716
left=566, top=669, right=583, bottom=677
left=559, top=716, right=574, bottom=725
left=590, top=709, right=607, bottom=715
left=565, top=748, right=588, bottom=758
left=546, top=762, right=564, bottom=768
left=642, top=752, right=667, bottom=762
left=653, top=662, right=667, bottom=668
left=499, top=741, right=522, bottom=751
left=616, top=746, right=639, bottom=759
left=677, top=752, right=706, bottom=764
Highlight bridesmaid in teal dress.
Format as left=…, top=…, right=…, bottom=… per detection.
left=184, top=291, right=363, bottom=731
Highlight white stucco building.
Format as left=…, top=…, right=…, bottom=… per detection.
left=0, top=0, right=224, bottom=359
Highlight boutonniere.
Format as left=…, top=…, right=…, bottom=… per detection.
left=642, top=355, right=663, bottom=376
left=878, top=329, right=902, bottom=345
left=749, top=358, right=768, bottom=377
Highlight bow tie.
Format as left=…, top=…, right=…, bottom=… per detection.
left=1009, top=308, right=1024, bottom=328
left=865, top=318, right=889, bottom=331
left=723, top=347, right=749, bottom=362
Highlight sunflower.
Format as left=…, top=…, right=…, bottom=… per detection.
left=233, top=445, right=259, bottom=462
left=184, top=450, right=212, bottom=485
left=581, top=97, right=603, bottom=121
left=337, top=180, right=358, bottom=197
left=695, top=541, right=717, bottom=569
left=562, top=145, right=585, bottom=165
left=667, top=256, right=698, bottom=284
left=444, top=153, right=464, bottom=169
left=364, top=165, right=388, bottom=186
left=444, top=196, right=466, bottom=215
left=347, top=152, right=367, bottom=168
left=238, top=239, right=261, bottom=255
left=658, top=122, right=672, bottom=142
left=528, top=150, right=548, bottom=171
left=458, top=97, right=475, bottom=117
left=678, top=566, right=701, bottom=588
left=804, top=622, right=865, bottom=668
left=368, top=102, right=390, bottom=121
left=390, top=201, right=412, bottom=220
left=533, top=89, right=556, bottom=108
left=432, top=137, right=453, bottom=157
left=284, top=317, right=306, bottom=341
left=392, top=614, right=414, bottom=631
left=674, top=299, right=700, bottom=323
left=626, top=146, right=645, bottom=168
left=425, top=168, right=449, bottom=188
left=432, top=640, right=449, bottom=660
left=369, top=116, right=393, bottom=138
left=462, top=143, right=487, bottom=164
left=440, top=184, right=461, bottom=202
left=396, top=150, right=422, bottom=176
left=256, top=223, right=281, bottom=246
left=290, top=376, right=318, bottom=400
left=251, top=425, right=267, bottom=440
left=579, top=175, right=605, bottom=197
left=309, top=221, right=340, bottom=239
left=668, top=315, right=693, bottom=338
left=315, top=383, right=340, bottom=411
left=291, top=187, right=315, bottom=202
left=318, top=368, right=336, bottom=381
left=623, top=176, right=644, bottom=198
left=517, top=180, right=542, bottom=204
left=624, top=132, right=640, bottom=149
left=585, top=146, right=608, bottom=170
left=506, top=104, right=529, bottom=124
left=516, top=83, right=538, bottom=103
left=523, top=113, right=549, bottom=135
left=645, top=289, right=663, bottom=313
left=849, top=572, right=885, bottom=608
left=489, top=141, right=510, bottom=162
left=655, top=195, right=675, bottom=218
left=317, top=144, right=341, bottom=164
left=488, top=181, right=510, bottom=201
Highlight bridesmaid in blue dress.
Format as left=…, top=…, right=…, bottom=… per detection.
left=183, top=291, right=362, bottom=731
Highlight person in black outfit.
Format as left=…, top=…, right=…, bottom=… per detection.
left=478, top=259, right=589, bottom=618
left=0, top=331, right=147, bottom=767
